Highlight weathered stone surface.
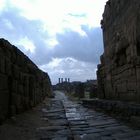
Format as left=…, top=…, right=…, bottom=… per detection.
left=97, top=0, right=140, bottom=103
left=37, top=91, right=140, bottom=140
left=82, top=98, right=140, bottom=122
left=0, top=38, right=52, bottom=123
left=130, top=116, right=140, bottom=128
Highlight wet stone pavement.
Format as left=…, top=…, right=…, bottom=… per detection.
left=36, top=91, right=140, bottom=140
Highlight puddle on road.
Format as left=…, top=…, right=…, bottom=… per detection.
left=66, top=108, right=76, bottom=112
left=66, top=112, right=82, bottom=120
left=65, top=105, right=85, bottom=120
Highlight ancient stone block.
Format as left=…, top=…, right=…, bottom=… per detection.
left=11, top=80, right=18, bottom=93
left=130, top=116, right=140, bottom=128
left=0, top=38, right=52, bottom=122
left=0, top=90, right=9, bottom=122
left=0, top=55, right=5, bottom=74
left=136, top=67, right=140, bottom=81
left=11, top=92, right=17, bottom=105
left=12, top=64, right=20, bottom=79
left=97, top=0, right=140, bottom=103
left=18, top=84, right=24, bottom=95
left=0, top=74, right=8, bottom=90
left=5, top=58, right=11, bottom=75
left=127, top=82, right=137, bottom=91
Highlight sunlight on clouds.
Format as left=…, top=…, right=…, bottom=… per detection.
left=40, top=57, right=77, bottom=71
left=41, top=58, right=62, bottom=70
left=39, top=57, right=97, bottom=84
left=17, top=37, right=36, bottom=53
left=40, top=58, right=66, bottom=75
left=3, top=19, right=14, bottom=30
left=1, top=0, right=107, bottom=84
left=47, top=39, right=59, bottom=48
left=9, top=0, right=107, bottom=36
left=0, top=0, right=6, bottom=12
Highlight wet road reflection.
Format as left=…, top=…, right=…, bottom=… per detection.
left=36, top=91, right=140, bottom=140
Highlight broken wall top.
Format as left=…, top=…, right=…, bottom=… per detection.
left=102, top=0, right=140, bottom=29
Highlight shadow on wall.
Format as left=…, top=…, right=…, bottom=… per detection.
left=0, top=38, right=52, bottom=124
left=97, top=0, right=140, bottom=103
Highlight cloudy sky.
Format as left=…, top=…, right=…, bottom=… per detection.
left=0, top=0, right=107, bottom=84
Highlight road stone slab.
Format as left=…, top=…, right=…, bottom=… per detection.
left=36, top=91, right=140, bottom=140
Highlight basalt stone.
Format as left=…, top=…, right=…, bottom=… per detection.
left=0, top=38, right=52, bottom=123
left=130, top=116, right=140, bottom=128
left=97, top=0, right=140, bottom=103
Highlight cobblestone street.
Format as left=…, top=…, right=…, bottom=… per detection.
left=37, top=91, right=140, bottom=140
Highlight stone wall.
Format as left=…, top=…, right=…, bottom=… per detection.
left=0, top=38, right=52, bottom=123
left=82, top=99, right=140, bottom=127
left=97, top=0, right=140, bottom=103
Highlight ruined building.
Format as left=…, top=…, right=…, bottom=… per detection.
left=97, top=0, right=140, bottom=103
left=0, top=38, right=52, bottom=123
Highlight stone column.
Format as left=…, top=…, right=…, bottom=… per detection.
left=61, top=78, right=63, bottom=83
left=58, top=78, right=61, bottom=84
left=65, top=78, right=67, bottom=82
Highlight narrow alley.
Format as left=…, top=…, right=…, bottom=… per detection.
left=36, top=91, right=140, bottom=140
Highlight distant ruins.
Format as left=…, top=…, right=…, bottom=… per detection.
left=58, top=78, right=70, bottom=83
left=97, top=0, right=140, bottom=103
left=0, top=38, right=52, bottom=123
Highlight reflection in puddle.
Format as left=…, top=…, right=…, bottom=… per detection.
left=67, top=108, right=76, bottom=112
left=66, top=113, right=81, bottom=120
left=65, top=106, right=83, bottom=120
left=80, top=134, right=87, bottom=138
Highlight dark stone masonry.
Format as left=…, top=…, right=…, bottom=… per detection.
left=97, top=0, right=140, bottom=103
left=0, top=38, right=52, bottom=123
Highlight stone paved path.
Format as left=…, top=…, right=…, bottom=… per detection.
left=36, top=91, right=140, bottom=140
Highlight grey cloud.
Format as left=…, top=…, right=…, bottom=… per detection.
left=0, top=8, right=42, bottom=39
left=0, top=5, right=104, bottom=84
left=53, top=26, right=103, bottom=64
left=0, top=6, right=103, bottom=66
left=41, top=57, right=97, bottom=84
left=68, top=13, right=87, bottom=17
left=0, top=7, right=51, bottom=65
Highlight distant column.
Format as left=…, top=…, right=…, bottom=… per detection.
left=61, top=78, right=63, bottom=83
left=65, top=78, right=67, bottom=82
left=58, top=78, right=61, bottom=83
left=68, top=78, right=70, bottom=83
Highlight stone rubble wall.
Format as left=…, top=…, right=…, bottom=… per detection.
left=0, top=38, right=52, bottom=123
left=83, top=99, right=140, bottom=118
left=97, top=0, right=140, bottom=103
left=82, top=99, right=140, bottom=127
